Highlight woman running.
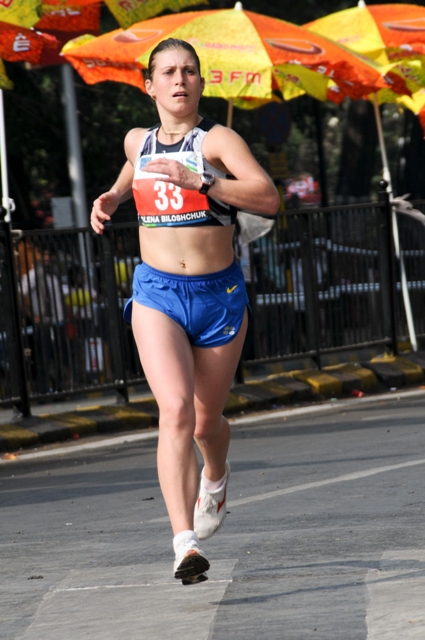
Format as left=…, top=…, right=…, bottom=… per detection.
left=90, top=38, right=279, bottom=585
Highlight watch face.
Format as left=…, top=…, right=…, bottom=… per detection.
left=199, top=172, right=215, bottom=194
left=202, top=172, right=215, bottom=186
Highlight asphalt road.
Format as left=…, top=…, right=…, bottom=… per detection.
left=1, top=390, right=425, bottom=639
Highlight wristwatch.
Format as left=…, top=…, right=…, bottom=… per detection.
left=199, top=172, right=216, bottom=195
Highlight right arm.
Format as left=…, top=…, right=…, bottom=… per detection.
left=90, top=128, right=146, bottom=235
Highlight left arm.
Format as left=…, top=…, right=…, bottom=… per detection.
left=143, top=126, right=280, bottom=215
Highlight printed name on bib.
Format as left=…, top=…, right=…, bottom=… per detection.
left=133, top=150, right=210, bottom=226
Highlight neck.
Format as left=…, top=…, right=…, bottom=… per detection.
left=157, top=114, right=202, bottom=140
left=160, top=125, right=187, bottom=136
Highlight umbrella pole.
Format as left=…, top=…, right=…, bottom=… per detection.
left=61, top=64, right=89, bottom=229
left=373, top=94, right=392, bottom=188
left=373, top=94, right=418, bottom=352
left=226, top=99, right=234, bottom=128
left=0, top=89, right=11, bottom=222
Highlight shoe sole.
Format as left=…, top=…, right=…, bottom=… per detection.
left=174, top=553, right=210, bottom=582
left=181, top=572, right=208, bottom=586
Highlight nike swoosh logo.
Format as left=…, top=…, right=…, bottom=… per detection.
left=217, top=489, right=227, bottom=513
left=227, top=285, right=238, bottom=294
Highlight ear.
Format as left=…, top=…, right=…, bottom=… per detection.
left=200, top=76, right=205, bottom=93
left=145, top=78, right=155, bottom=100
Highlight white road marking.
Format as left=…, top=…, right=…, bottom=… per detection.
left=0, top=430, right=159, bottom=464
left=147, top=456, right=425, bottom=523
left=55, top=579, right=232, bottom=591
left=18, top=562, right=236, bottom=640
left=228, top=457, right=425, bottom=507
left=231, top=387, right=425, bottom=426
left=366, top=550, right=425, bottom=638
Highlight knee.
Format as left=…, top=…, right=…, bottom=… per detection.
left=158, top=397, right=195, bottom=434
left=194, top=413, right=228, bottom=442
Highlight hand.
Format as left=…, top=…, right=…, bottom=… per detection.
left=90, top=191, right=120, bottom=234
left=143, top=158, right=202, bottom=191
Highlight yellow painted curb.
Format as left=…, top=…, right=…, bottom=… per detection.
left=0, top=424, right=39, bottom=448
left=224, top=392, right=251, bottom=412
left=48, top=414, right=98, bottom=436
left=324, top=363, right=378, bottom=391
left=101, top=406, right=154, bottom=426
left=292, top=370, right=342, bottom=395
left=252, top=380, right=293, bottom=401
left=371, top=355, right=424, bottom=384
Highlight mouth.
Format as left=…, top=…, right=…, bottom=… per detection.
left=173, top=91, right=188, bottom=98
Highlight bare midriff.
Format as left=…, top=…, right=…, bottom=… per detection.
left=138, top=225, right=235, bottom=275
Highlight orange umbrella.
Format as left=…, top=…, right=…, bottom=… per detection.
left=306, top=4, right=425, bottom=185
left=103, top=0, right=207, bottom=30
left=1, top=0, right=44, bottom=220
left=306, top=2, right=425, bottom=64
left=0, top=22, right=59, bottom=64
left=306, top=2, right=425, bottom=352
left=62, top=4, right=394, bottom=126
left=34, top=0, right=101, bottom=66
left=37, top=0, right=100, bottom=33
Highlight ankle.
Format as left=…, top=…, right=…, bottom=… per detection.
left=201, top=467, right=227, bottom=493
left=173, top=529, right=199, bottom=552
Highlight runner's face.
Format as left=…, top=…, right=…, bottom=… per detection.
left=146, top=48, right=204, bottom=114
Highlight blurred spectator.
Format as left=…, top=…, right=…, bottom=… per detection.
left=63, top=265, right=98, bottom=383
left=21, top=249, right=66, bottom=393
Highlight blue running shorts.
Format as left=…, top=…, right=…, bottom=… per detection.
left=123, top=261, right=249, bottom=348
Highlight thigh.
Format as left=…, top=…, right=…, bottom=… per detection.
left=193, top=309, right=248, bottom=422
left=131, top=302, right=195, bottom=410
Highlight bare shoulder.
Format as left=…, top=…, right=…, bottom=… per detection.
left=204, top=123, right=246, bottom=151
left=203, top=123, right=264, bottom=178
left=124, top=127, right=150, bottom=165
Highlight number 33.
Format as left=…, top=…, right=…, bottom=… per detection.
left=154, top=181, right=184, bottom=211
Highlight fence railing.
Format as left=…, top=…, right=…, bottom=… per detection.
left=1, top=186, right=424, bottom=415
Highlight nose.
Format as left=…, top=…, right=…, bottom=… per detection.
left=174, top=69, right=185, bottom=84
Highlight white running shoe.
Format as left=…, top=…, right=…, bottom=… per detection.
left=194, top=461, right=230, bottom=540
left=173, top=539, right=210, bottom=585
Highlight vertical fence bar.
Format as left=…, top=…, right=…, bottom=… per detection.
left=379, top=181, right=399, bottom=356
left=99, top=230, right=129, bottom=403
left=0, top=211, right=30, bottom=415
left=300, top=212, right=321, bottom=367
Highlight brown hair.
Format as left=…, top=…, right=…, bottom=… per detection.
left=143, top=38, right=201, bottom=82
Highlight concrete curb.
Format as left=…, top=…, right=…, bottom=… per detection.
left=1, top=353, right=425, bottom=456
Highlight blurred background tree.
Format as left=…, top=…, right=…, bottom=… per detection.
left=2, top=0, right=425, bottom=228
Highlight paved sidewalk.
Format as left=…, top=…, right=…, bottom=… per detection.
left=1, top=351, right=425, bottom=455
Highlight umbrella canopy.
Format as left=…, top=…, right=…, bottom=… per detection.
left=0, top=0, right=41, bottom=29
left=0, top=22, right=59, bottom=65
left=62, top=4, right=392, bottom=108
left=33, top=0, right=101, bottom=66
left=0, top=60, right=13, bottom=90
left=398, top=87, right=425, bottom=132
left=306, top=2, right=425, bottom=127
left=306, top=2, right=425, bottom=353
left=306, top=2, right=425, bottom=64
left=0, top=0, right=43, bottom=221
left=104, top=0, right=207, bottom=31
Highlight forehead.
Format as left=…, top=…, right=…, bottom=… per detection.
left=154, top=47, right=198, bottom=68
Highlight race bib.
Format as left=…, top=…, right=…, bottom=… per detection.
left=133, top=151, right=211, bottom=227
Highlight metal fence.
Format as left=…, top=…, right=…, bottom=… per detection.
left=1, top=187, right=425, bottom=415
